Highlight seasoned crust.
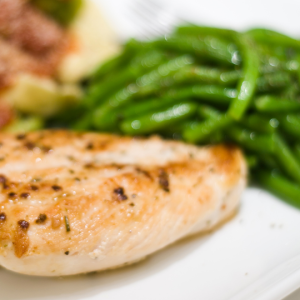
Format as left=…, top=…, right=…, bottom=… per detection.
left=0, top=130, right=246, bottom=276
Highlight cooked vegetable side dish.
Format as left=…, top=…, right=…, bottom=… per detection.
left=69, top=25, right=300, bottom=208
left=0, top=130, right=246, bottom=276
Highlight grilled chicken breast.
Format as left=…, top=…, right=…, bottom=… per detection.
left=0, top=130, right=247, bottom=276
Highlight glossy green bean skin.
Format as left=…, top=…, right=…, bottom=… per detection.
left=228, top=34, right=260, bottom=120
left=281, top=82, right=300, bottom=100
left=240, top=114, right=278, bottom=134
left=91, top=46, right=133, bottom=83
left=227, top=126, right=274, bottom=153
left=120, top=97, right=180, bottom=119
left=197, top=105, right=220, bottom=119
left=165, top=85, right=237, bottom=105
left=279, top=114, right=300, bottom=138
left=72, top=112, right=94, bottom=131
left=95, top=97, right=182, bottom=130
left=255, top=96, right=300, bottom=113
left=183, top=113, right=232, bottom=143
left=294, top=144, right=300, bottom=163
left=256, top=72, right=291, bottom=92
left=173, top=67, right=241, bottom=86
left=247, top=28, right=300, bottom=50
left=93, top=55, right=194, bottom=130
left=160, top=119, right=200, bottom=135
left=246, top=155, right=258, bottom=169
left=273, top=134, right=300, bottom=184
left=256, top=170, right=300, bottom=208
left=121, top=102, right=198, bottom=135
left=86, top=50, right=168, bottom=108
left=258, top=154, right=278, bottom=169
left=151, top=35, right=240, bottom=65
left=175, top=25, right=238, bottom=41
left=198, top=104, right=277, bottom=134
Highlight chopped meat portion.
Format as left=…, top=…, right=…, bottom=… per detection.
left=0, top=0, right=65, bottom=55
left=0, top=37, right=65, bottom=88
left=0, top=0, right=70, bottom=89
left=0, top=38, right=40, bottom=88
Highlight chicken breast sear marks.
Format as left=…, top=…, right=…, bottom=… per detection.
left=0, top=130, right=247, bottom=276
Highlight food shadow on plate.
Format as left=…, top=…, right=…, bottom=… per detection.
left=0, top=230, right=215, bottom=300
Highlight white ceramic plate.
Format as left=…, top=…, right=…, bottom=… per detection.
left=2, top=1, right=300, bottom=299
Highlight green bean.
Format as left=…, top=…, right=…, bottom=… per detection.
left=121, top=38, right=155, bottom=53
left=197, top=105, right=220, bottom=119
left=227, top=126, right=274, bottom=153
left=173, top=67, right=241, bottom=86
left=72, top=112, right=94, bottom=131
left=256, top=72, right=291, bottom=92
left=254, top=95, right=300, bottom=113
left=296, top=53, right=300, bottom=85
left=86, top=50, right=168, bottom=107
left=120, top=102, right=198, bottom=135
left=245, top=155, right=258, bottom=169
left=112, top=55, right=193, bottom=105
left=91, top=49, right=131, bottom=83
left=273, top=133, right=300, bottom=184
left=151, top=35, right=241, bottom=65
left=258, top=154, right=278, bottom=169
left=134, top=66, right=239, bottom=98
left=262, top=45, right=292, bottom=62
left=175, top=25, right=238, bottom=41
left=120, top=97, right=178, bottom=118
left=285, top=60, right=299, bottom=73
left=294, top=144, right=300, bottom=163
left=202, top=129, right=224, bottom=144
left=165, top=85, right=237, bottom=105
left=220, top=70, right=242, bottom=85
left=131, top=66, right=239, bottom=99
left=279, top=114, right=300, bottom=138
left=240, top=114, right=278, bottom=134
left=186, top=105, right=232, bottom=143
left=131, top=79, right=174, bottom=99
left=228, top=34, right=260, bottom=120
left=183, top=113, right=232, bottom=143
left=258, top=51, right=283, bottom=74
left=94, top=96, right=182, bottom=130
left=47, top=101, right=85, bottom=128
left=281, top=82, right=300, bottom=100
left=164, top=124, right=226, bottom=144
left=247, top=28, right=300, bottom=50
left=91, top=37, right=151, bottom=80
left=256, top=169, right=300, bottom=208
left=198, top=105, right=277, bottom=134
left=258, top=56, right=298, bottom=75
left=93, top=55, right=194, bottom=130
left=160, top=120, right=200, bottom=138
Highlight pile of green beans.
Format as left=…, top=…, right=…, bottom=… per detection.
left=72, top=25, right=300, bottom=208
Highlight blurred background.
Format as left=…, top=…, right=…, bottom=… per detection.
left=97, top=0, right=300, bottom=40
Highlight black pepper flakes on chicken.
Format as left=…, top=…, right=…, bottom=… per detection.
left=0, top=130, right=246, bottom=276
